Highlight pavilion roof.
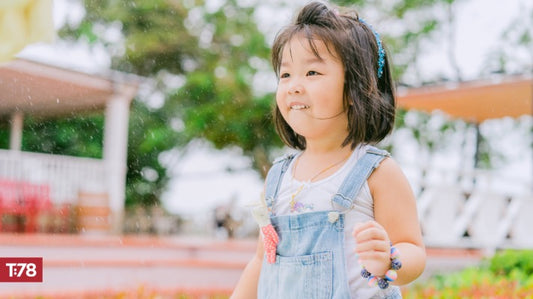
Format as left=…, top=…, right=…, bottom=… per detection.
left=397, top=75, right=532, bottom=123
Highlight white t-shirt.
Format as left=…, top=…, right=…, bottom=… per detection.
left=272, top=144, right=382, bottom=298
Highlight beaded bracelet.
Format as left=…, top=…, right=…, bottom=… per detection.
left=360, top=244, right=402, bottom=289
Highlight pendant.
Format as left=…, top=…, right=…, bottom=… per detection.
left=289, top=183, right=313, bottom=213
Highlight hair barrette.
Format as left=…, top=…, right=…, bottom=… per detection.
left=359, top=18, right=385, bottom=79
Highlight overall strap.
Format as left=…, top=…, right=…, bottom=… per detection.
left=331, top=146, right=390, bottom=211
left=264, top=154, right=295, bottom=216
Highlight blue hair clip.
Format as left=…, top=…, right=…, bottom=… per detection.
left=359, top=18, right=385, bottom=79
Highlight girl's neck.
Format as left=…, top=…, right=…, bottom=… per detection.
left=294, top=143, right=353, bottom=182
left=302, top=143, right=352, bottom=161
left=303, top=133, right=350, bottom=156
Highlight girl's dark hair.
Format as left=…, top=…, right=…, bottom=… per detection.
left=271, top=1, right=396, bottom=150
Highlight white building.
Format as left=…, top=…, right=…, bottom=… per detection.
left=0, top=58, right=139, bottom=234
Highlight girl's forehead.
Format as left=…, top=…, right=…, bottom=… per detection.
left=281, top=35, right=338, bottom=63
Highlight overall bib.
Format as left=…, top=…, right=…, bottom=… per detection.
left=257, top=146, right=402, bottom=299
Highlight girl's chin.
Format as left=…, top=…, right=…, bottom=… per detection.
left=288, top=124, right=317, bottom=138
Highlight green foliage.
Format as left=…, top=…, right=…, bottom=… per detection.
left=2, top=114, right=105, bottom=158
left=61, top=0, right=197, bottom=75
left=404, top=250, right=533, bottom=298
left=475, top=131, right=494, bottom=169
left=50, top=0, right=481, bottom=209
left=331, top=0, right=458, bottom=83
left=482, top=6, right=532, bottom=75
left=125, top=101, right=179, bottom=207
left=58, top=0, right=278, bottom=207
left=392, top=0, right=447, bottom=18
left=489, top=249, right=533, bottom=277
left=395, top=109, right=460, bottom=152
left=0, top=121, right=10, bottom=149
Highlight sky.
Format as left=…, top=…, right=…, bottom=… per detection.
left=17, top=0, right=533, bottom=216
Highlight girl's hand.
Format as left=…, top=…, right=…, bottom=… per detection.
left=352, top=220, right=391, bottom=276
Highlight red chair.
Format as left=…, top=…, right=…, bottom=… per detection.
left=0, top=179, right=52, bottom=233
left=0, top=179, right=22, bottom=232
left=21, top=182, right=52, bottom=233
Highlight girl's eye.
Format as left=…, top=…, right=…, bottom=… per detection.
left=280, top=73, right=290, bottom=78
left=307, top=70, right=319, bottom=76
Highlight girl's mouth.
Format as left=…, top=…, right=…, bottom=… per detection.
left=290, top=104, right=309, bottom=110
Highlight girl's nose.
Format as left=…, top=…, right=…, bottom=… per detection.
left=288, top=83, right=303, bottom=94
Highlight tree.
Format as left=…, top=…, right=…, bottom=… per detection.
left=331, top=0, right=465, bottom=84
left=482, top=5, right=532, bottom=75
left=19, top=0, right=499, bottom=208
left=56, top=0, right=280, bottom=207
left=0, top=114, right=104, bottom=158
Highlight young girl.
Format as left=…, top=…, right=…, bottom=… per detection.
left=232, top=2, right=425, bottom=298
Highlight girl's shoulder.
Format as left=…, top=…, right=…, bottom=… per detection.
left=369, top=154, right=400, bottom=179
left=364, top=145, right=390, bottom=157
left=367, top=155, right=410, bottom=197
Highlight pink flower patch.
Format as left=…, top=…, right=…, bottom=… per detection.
left=261, top=224, right=279, bottom=264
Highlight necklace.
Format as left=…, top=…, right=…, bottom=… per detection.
left=289, top=152, right=352, bottom=213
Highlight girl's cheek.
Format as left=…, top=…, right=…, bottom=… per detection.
left=275, top=91, right=285, bottom=108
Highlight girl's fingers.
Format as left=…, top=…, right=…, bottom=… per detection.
left=355, top=227, right=385, bottom=242
left=353, top=221, right=391, bottom=261
left=352, top=220, right=386, bottom=237
left=356, top=250, right=390, bottom=260
left=353, top=221, right=392, bottom=275
left=352, top=220, right=374, bottom=236
left=353, top=227, right=389, bottom=246
left=354, top=239, right=389, bottom=253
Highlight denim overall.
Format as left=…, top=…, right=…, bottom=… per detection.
left=257, top=146, right=402, bottom=299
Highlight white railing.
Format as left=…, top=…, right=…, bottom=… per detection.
left=410, top=167, right=533, bottom=250
left=0, top=149, right=108, bottom=206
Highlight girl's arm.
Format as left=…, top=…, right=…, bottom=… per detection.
left=355, top=157, right=426, bottom=285
left=230, top=236, right=264, bottom=299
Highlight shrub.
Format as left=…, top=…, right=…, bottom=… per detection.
left=403, top=249, right=533, bottom=299
left=489, top=249, right=533, bottom=276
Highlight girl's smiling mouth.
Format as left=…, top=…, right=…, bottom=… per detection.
left=290, top=102, right=310, bottom=110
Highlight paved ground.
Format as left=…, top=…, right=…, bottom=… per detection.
left=0, top=233, right=484, bottom=298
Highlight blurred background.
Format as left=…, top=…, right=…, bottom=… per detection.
left=0, top=0, right=531, bottom=298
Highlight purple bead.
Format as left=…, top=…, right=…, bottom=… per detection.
left=378, top=278, right=389, bottom=289
left=391, top=259, right=402, bottom=270
left=361, top=268, right=371, bottom=278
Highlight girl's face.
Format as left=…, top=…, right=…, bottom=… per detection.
left=276, top=35, right=348, bottom=143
